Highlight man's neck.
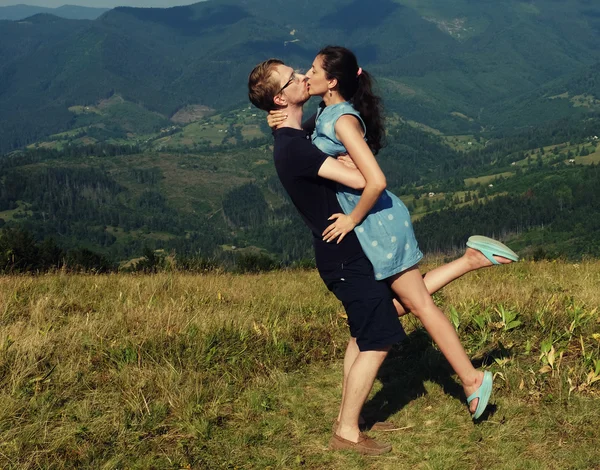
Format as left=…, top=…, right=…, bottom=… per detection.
left=274, top=105, right=304, bottom=131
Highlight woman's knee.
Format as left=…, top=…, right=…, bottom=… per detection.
left=401, top=295, right=436, bottom=318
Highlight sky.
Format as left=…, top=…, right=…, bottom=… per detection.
left=0, top=0, right=203, bottom=7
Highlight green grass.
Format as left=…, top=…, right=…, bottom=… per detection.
left=241, top=124, right=263, bottom=139
left=67, top=105, right=102, bottom=116
left=465, top=172, right=515, bottom=187
left=443, top=134, right=483, bottom=152
left=157, top=121, right=228, bottom=146
left=504, top=142, right=599, bottom=169
left=0, top=201, right=33, bottom=222
left=578, top=147, right=600, bottom=165
left=0, top=260, right=599, bottom=468
left=152, top=107, right=268, bottom=149
left=570, top=94, right=600, bottom=109
left=549, top=92, right=600, bottom=110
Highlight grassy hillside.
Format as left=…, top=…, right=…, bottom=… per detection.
left=0, top=261, right=598, bottom=468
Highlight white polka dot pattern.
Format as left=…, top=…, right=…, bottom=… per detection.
left=311, top=101, right=423, bottom=281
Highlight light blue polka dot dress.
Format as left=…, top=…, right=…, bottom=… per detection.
left=312, top=101, right=423, bottom=280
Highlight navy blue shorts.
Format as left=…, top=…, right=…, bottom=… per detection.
left=319, top=254, right=406, bottom=351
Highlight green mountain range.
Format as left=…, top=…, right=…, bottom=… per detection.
left=0, top=4, right=109, bottom=21
left=2, top=0, right=600, bottom=152
left=1, top=0, right=600, bottom=269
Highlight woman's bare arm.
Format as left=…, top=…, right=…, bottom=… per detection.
left=318, top=158, right=366, bottom=190
left=266, top=111, right=317, bottom=133
left=322, top=114, right=386, bottom=243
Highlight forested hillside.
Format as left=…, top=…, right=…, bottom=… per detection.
left=1, top=110, right=599, bottom=271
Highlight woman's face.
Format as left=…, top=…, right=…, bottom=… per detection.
left=305, top=55, right=331, bottom=97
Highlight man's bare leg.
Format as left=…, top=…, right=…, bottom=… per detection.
left=394, top=247, right=514, bottom=316
left=337, top=338, right=360, bottom=422
left=336, top=348, right=390, bottom=442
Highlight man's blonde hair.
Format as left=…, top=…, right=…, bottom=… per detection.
left=248, top=59, right=284, bottom=111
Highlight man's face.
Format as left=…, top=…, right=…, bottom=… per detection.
left=273, top=64, right=309, bottom=107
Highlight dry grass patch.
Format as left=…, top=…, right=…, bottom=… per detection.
left=0, top=261, right=599, bottom=468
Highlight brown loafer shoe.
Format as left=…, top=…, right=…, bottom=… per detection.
left=332, top=419, right=402, bottom=433
left=329, top=432, right=392, bottom=455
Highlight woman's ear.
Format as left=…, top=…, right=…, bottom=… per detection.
left=328, top=77, right=338, bottom=91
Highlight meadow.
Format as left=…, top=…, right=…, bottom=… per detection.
left=0, top=259, right=599, bottom=469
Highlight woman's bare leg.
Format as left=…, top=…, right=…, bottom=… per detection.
left=390, top=266, right=486, bottom=413
left=393, top=247, right=514, bottom=316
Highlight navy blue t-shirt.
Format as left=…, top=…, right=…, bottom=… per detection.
left=272, top=126, right=363, bottom=269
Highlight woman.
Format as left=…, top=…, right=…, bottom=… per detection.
left=269, top=46, right=519, bottom=419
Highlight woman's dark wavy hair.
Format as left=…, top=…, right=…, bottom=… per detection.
left=318, top=45, right=384, bottom=154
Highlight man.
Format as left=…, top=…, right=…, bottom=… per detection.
left=249, top=59, right=401, bottom=455
left=248, top=59, right=515, bottom=455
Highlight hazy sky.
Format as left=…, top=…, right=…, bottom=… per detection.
left=0, top=1, right=203, bottom=7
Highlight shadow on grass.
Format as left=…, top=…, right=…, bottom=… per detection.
left=361, top=328, right=510, bottom=427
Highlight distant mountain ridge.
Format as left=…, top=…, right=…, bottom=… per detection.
left=0, top=4, right=109, bottom=20
left=2, top=0, right=600, bottom=152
